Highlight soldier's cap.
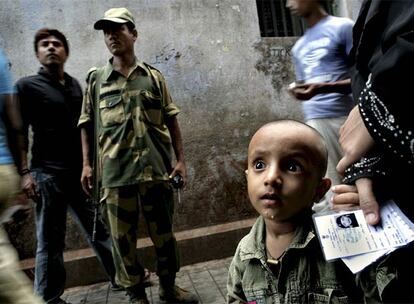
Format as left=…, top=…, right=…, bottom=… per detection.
left=94, top=7, right=135, bottom=30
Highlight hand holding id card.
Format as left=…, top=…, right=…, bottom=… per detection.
left=313, top=200, right=414, bottom=273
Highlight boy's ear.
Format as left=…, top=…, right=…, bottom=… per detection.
left=313, top=178, right=331, bottom=203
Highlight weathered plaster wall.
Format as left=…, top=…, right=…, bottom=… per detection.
left=1, top=0, right=305, bottom=258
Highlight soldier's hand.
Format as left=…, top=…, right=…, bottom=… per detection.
left=169, top=161, right=187, bottom=188
left=81, top=165, right=93, bottom=197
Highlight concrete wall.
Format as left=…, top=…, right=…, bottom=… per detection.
left=0, top=0, right=361, bottom=261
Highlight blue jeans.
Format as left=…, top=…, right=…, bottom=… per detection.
left=32, top=169, right=115, bottom=303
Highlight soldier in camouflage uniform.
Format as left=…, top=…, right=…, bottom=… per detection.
left=78, top=8, right=198, bottom=304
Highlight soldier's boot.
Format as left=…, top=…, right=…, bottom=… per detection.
left=112, top=268, right=152, bottom=291
left=126, top=284, right=149, bottom=304
left=159, top=285, right=199, bottom=303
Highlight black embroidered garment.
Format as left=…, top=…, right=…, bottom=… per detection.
left=342, top=2, right=414, bottom=303
left=344, top=0, right=414, bottom=185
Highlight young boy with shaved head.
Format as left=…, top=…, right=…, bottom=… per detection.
left=227, top=120, right=361, bottom=303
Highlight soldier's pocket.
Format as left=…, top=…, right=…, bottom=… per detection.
left=99, top=94, right=125, bottom=127
left=140, top=90, right=163, bottom=125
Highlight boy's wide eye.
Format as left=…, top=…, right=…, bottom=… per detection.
left=254, top=160, right=266, bottom=170
left=286, top=161, right=303, bottom=173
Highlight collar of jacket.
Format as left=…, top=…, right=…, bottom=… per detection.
left=239, top=216, right=316, bottom=262
left=102, top=56, right=150, bottom=81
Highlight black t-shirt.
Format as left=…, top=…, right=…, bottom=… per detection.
left=16, top=67, right=83, bottom=173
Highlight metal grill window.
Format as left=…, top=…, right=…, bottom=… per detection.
left=256, top=0, right=304, bottom=37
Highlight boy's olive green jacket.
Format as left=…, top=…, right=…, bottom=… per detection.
left=227, top=216, right=362, bottom=304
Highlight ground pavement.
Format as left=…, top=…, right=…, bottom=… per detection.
left=62, top=257, right=233, bottom=304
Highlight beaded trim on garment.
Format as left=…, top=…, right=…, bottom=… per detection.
left=359, top=74, right=414, bottom=164
left=343, top=74, right=414, bottom=184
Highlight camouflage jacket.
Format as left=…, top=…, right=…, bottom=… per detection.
left=227, top=216, right=361, bottom=304
left=78, top=58, right=180, bottom=188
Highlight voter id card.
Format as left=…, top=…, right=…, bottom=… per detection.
left=313, top=200, right=414, bottom=261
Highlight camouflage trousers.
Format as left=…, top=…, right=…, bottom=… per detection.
left=102, top=181, right=180, bottom=288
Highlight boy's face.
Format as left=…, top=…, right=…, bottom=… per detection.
left=246, top=122, right=329, bottom=223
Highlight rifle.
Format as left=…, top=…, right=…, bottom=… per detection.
left=91, top=109, right=100, bottom=243
left=90, top=68, right=103, bottom=243
left=91, top=197, right=98, bottom=243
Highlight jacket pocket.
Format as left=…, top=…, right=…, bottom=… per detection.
left=308, top=291, right=349, bottom=304
left=140, top=90, right=163, bottom=125
left=99, top=94, right=125, bottom=127
left=244, top=288, right=266, bottom=304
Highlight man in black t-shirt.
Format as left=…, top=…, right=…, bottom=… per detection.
left=15, top=28, right=117, bottom=304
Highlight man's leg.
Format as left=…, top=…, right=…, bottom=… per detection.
left=67, top=178, right=116, bottom=286
left=139, top=182, right=179, bottom=280
left=32, top=170, right=68, bottom=303
left=0, top=164, right=43, bottom=304
left=104, top=186, right=149, bottom=303
left=139, top=182, right=198, bottom=303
